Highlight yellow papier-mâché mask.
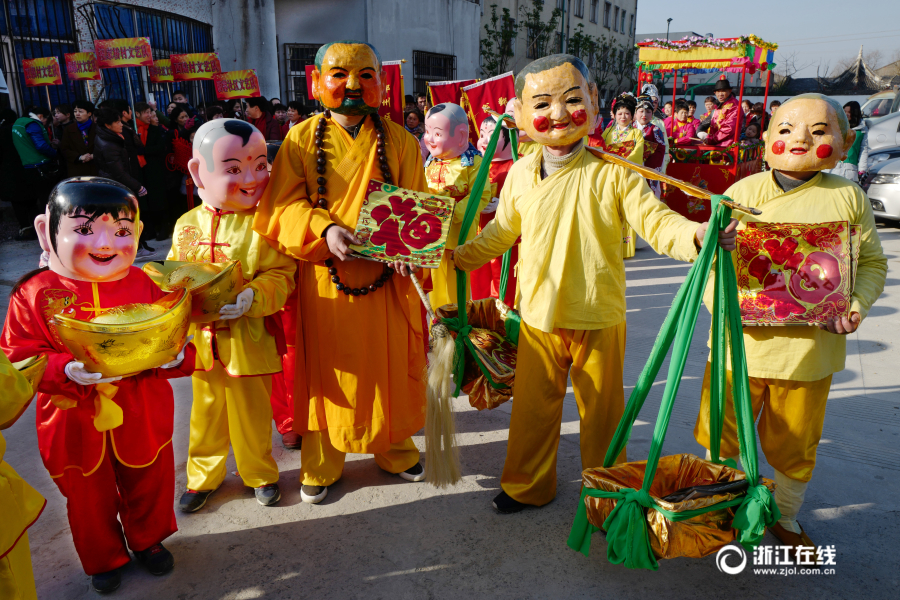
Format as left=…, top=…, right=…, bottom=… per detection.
left=311, top=41, right=385, bottom=116
left=512, top=54, right=599, bottom=148
left=763, top=94, right=855, bottom=174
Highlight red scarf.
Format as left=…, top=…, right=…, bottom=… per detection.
left=135, top=120, right=148, bottom=168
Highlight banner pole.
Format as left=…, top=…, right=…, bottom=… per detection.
left=45, top=86, right=52, bottom=112
left=125, top=67, right=136, bottom=110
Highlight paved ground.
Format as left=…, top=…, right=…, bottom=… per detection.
left=2, top=226, right=899, bottom=600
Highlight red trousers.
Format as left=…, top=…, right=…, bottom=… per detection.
left=54, top=441, right=177, bottom=575
left=270, top=347, right=296, bottom=435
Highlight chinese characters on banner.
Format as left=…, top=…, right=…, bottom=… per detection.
left=213, top=70, right=261, bottom=100
left=462, top=72, right=514, bottom=132
left=377, top=61, right=404, bottom=125
left=94, top=38, right=153, bottom=68
left=23, top=57, right=62, bottom=87
left=171, top=53, right=221, bottom=81
left=149, top=60, right=173, bottom=83
left=63, top=53, right=100, bottom=81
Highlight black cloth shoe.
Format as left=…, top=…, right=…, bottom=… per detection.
left=255, top=483, right=281, bottom=506
left=91, top=568, right=122, bottom=594
left=281, top=431, right=302, bottom=450
left=398, top=462, right=426, bottom=482
left=300, top=484, right=328, bottom=504
left=179, top=488, right=217, bottom=513
left=492, top=491, right=528, bottom=514
left=134, top=543, right=174, bottom=576
left=141, top=241, right=155, bottom=252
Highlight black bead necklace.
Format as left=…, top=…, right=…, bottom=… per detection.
left=313, top=109, right=393, bottom=209
left=315, top=109, right=395, bottom=297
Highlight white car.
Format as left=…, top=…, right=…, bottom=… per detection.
left=864, top=156, right=900, bottom=224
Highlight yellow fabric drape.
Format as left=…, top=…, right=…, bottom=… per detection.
left=253, top=114, right=428, bottom=455
left=168, top=207, right=297, bottom=376
left=454, top=147, right=699, bottom=333
left=425, top=154, right=493, bottom=309
left=704, top=171, right=887, bottom=381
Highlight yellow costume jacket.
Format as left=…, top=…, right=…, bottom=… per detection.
left=708, top=171, right=887, bottom=381
left=425, top=152, right=493, bottom=250
left=454, top=146, right=700, bottom=333
left=169, top=205, right=296, bottom=376
left=0, top=352, right=45, bottom=562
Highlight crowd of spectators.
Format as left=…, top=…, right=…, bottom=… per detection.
left=1, top=91, right=314, bottom=244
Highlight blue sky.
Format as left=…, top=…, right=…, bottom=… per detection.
left=635, top=0, right=899, bottom=77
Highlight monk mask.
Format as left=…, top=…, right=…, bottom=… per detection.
left=512, top=56, right=599, bottom=148
left=764, top=95, right=855, bottom=173
left=188, top=119, right=269, bottom=212
left=312, top=42, right=385, bottom=116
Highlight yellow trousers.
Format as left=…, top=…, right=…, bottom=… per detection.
left=187, top=363, right=279, bottom=490
left=693, top=362, right=832, bottom=483
left=0, top=532, right=37, bottom=600
left=502, top=321, right=628, bottom=506
left=429, top=250, right=470, bottom=311
left=300, top=430, right=420, bottom=487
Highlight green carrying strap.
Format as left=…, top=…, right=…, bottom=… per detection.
left=441, top=115, right=520, bottom=396
left=566, top=199, right=780, bottom=570
left=497, top=130, right=519, bottom=303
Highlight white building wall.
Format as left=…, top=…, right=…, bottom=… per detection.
left=272, top=0, right=480, bottom=100
left=211, top=0, right=280, bottom=99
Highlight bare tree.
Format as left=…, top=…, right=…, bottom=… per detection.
left=866, top=48, right=883, bottom=70
left=776, top=51, right=813, bottom=80
left=815, top=59, right=832, bottom=92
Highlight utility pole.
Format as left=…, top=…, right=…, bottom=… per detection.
left=666, top=18, right=673, bottom=41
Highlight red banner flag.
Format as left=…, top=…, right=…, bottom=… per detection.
left=377, top=61, right=405, bottom=126
left=94, top=38, right=153, bottom=69
left=23, top=57, right=62, bottom=86
left=428, top=78, right=477, bottom=108
left=305, top=64, right=316, bottom=100
left=461, top=72, right=515, bottom=132
left=149, top=59, right=173, bottom=83
left=213, top=70, right=261, bottom=100
left=171, top=53, right=221, bottom=81
left=64, top=52, right=100, bottom=81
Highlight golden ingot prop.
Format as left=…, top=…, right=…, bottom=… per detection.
left=582, top=454, right=775, bottom=560
left=434, top=298, right=518, bottom=411
left=142, top=260, right=243, bottom=323
left=52, top=289, right=191, bottom=378
left=12, top=353, right=49, bottom=396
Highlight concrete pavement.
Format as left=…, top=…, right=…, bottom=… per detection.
left=1, top=228, right=898, bottom=599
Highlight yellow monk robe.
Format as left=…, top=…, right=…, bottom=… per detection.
left=0, top=353, right=44, bottom=600
left=425, top=152, right=492, bottom=309
left=169, top=207, right=296, bottom=490
left=253, top=114, right=428, bottom=464
left=455, top=146, right=700, bottom=505
left=517, top=140, right=541, bottom=157
left=602, top=123, right=645, bottom=259
left=694, top=171, right=887, bottom=482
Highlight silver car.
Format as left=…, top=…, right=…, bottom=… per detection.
left=864, top=156, right=900, bottom=223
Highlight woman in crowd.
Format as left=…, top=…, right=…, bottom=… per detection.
left=59, top=100, right=98, bottom=178
left=602, top=93, right=644, bottom=258
left=825, top=100, right=869, bottom=183
left=634, top=95, right=667, bottom=198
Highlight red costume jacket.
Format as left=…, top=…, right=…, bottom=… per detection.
left=707, top=97, right=741, bottom=147
left=1, top=267, right=195, bottom=479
